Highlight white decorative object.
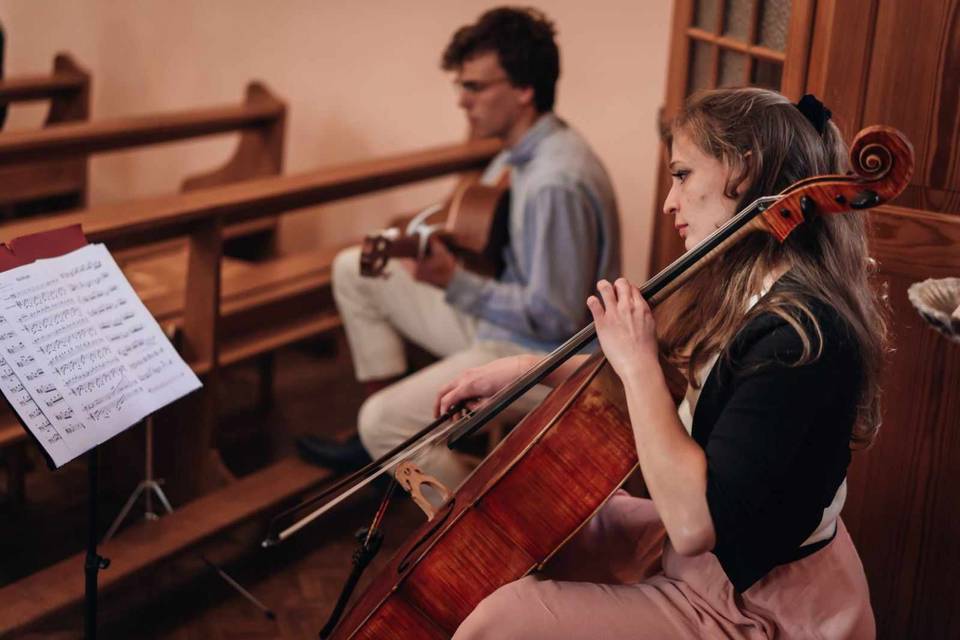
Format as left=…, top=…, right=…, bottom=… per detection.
left=907, top=277, right=960, bottom=343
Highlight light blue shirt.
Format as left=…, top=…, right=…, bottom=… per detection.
left=445, top=113, right=621, bottom=353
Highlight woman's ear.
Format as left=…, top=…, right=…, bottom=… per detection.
left=731, top=150, right=753, bottom=198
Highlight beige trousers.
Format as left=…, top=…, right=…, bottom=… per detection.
left=332, top=246, right=546, bottom=489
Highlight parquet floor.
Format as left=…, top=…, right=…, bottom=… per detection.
left=1, top=336, right=427, bottom=639
left=102, top=485, right=423, bottom=640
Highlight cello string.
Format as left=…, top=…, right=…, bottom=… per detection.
left=265, top=194, right=780, bottom=545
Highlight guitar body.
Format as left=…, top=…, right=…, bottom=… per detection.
left=360, top=171, right=510, bottom=278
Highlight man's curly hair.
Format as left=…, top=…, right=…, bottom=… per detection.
left=441, top=7, right=560, bottom=113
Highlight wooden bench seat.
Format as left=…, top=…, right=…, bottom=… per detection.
left=123, top=246, right=345, bottom=369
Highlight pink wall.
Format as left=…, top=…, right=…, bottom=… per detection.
left=0, top=1, right=671, bottom=279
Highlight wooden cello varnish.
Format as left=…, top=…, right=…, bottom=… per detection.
left=332, top=355, right=633, bottom=639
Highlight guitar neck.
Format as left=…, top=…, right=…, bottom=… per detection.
left=360, top=227, right=461, bottom=277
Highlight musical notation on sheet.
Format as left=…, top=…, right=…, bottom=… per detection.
left=0, top=356, right=67, bottom=460
left=0, top=244, right=201, bottom=467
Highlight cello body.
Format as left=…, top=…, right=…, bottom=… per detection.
left=330, top=355, right=635, bottom=639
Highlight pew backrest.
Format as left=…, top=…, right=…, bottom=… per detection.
left=0, top=137, right=499, bottom=390
left=0, top=53, right=90, bottom=215
left=0, top=65, right=285, bottom=235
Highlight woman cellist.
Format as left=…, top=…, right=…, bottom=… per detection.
left=436, top=87, right=883, bottom=638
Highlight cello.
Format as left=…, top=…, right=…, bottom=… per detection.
left=267, top=125, right=913, bottom=639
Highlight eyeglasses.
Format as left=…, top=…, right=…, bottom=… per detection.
left=453, top=77, right=511, bottom=95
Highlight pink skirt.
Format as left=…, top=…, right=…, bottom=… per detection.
left=453, top=492, right=874, bottom=639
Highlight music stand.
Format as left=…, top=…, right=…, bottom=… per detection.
left=0, top=226, right=202, bottom=639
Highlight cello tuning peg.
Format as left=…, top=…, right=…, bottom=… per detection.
left=849, top=189, right=880, bottom=210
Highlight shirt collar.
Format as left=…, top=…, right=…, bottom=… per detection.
left=507, top=113, right=562, bottom=166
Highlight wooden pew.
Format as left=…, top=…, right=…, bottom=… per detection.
left=0, top=83, right=282, bottom=166
left=0, top=82, right=286, bottom=249
left=0, top=53, right=90, bottom=218
left=0, top=78, right=286, bottom=246
left=0, top=69, right=288, bottom=503
left=0, top=53, right=91, bottom=505
left=0, top=138, right=499, bottom=637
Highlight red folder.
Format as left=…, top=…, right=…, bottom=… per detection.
left=0, top=224, right=88, bottom=270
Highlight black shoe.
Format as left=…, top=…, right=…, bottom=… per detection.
left=296, top=434, right=372, bottom=473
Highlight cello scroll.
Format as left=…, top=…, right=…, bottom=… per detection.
left=756, top=125, right=914, bottom=242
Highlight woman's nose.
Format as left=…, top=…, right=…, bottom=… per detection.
left=662, top=186, right=678, bottom=216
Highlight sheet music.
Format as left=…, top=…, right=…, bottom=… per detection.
left=0, top=244, right=201, bottom=467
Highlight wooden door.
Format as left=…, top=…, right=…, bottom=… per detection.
left=806, top=2, right=960, bottom=637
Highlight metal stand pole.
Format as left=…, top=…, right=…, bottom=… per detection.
left=85, top=449, right=110, bottom=640
left=103, top=415, right=173, bottom=541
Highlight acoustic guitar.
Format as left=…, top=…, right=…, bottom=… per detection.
left=359, top=170, right=510, bottom=278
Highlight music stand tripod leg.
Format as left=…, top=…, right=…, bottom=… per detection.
left=103, top=414, right=173, bottom=542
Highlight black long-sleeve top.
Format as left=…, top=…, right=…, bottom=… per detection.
left=691, top=288, right=862, bottom=592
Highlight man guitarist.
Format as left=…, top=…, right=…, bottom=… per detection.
left=297, top=6, right=621, bottom=489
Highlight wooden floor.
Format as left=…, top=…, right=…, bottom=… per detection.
left=100, top=498, right=424, bottom=640
left=1, top=336, right=426, bottom=639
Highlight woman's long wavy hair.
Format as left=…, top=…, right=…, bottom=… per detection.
left=658, top=87, right=888, bottom=447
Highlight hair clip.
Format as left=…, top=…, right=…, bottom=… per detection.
left=795, top=94, right=832, bottom=135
